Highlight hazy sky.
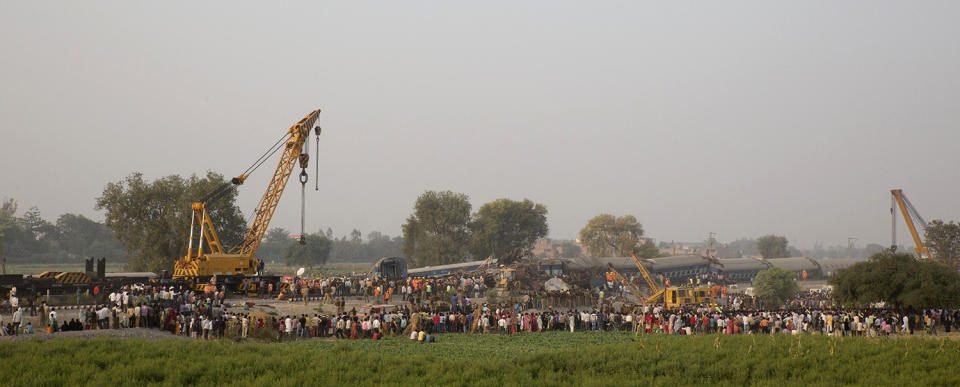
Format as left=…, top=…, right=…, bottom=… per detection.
left=2, top=1, right=959, bottom=250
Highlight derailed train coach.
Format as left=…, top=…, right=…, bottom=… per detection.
left=0, top=258, right=164, bottom=297
left=371, top=257, right=408, bottom=282
left=1, top=271, right=160, bottom=297
left=406, top=259, right=494, bottom=278
left=535, top=255, right=861, bottom=285
left=371, top=257, right=495, bottom=281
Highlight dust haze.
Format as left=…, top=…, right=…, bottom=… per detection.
left=1, top=1, right=959, bottom=250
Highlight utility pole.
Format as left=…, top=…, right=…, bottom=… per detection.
left=847, top=237, right=858, bottom=259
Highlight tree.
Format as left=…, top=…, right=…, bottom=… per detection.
left=96, top=172, right=247, bottom=273
left=326, top=230, right=404, bottom=262
left=19, top=206, right=57, bottom=240
left=726, top=238, right=758, bottom=258
left=469, top=198, right=548, bottom=259
left=0, top=221, right=41, bottom=262
left=402, top=190, right=472, bottom=267
left=54, top=213, right=125, bottom=260
left=829, top=250, right=960, bottom=308
left=925, top=220, right=960, bottom=266
left=0, top=204, right=60, bottom=262
left=752, top=267, right=799, bottom=308
left=0, top=199, right=14, bottom=237
left=259, top=228, right=294, bottom=263
left=283, top=233, right=331, bottom=268
left=756, top=235, right=789, bottom=259
left=0, top=199, right=16, bottom=270
left=557, top=240, right=582, bottom=258
left=635, top=239, right=662, bottom=258
left=0, top=201, right=127, bottom=264
left=862, top=243, right=885, bottom=258
left=578, top=214, right=648, bottom=257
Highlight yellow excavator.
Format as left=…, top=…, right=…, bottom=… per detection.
left=890, top=189, right=930, bottom=259
left=173, top=109, right=322, bottom=293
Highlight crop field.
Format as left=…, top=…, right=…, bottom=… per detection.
left=2, top=332, right=959, bottom=386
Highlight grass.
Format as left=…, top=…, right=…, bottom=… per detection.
left=2, top=332, right=959, bottom=386
left=3, top=262, right=126, bottom=275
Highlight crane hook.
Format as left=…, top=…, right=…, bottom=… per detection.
left=314, top=127, right=321, bottom=191
left=299, top=169, right=308, bottom=184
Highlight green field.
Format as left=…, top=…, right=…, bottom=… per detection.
left=1, top=332, right=958, bottom=386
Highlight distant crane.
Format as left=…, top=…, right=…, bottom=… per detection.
left=890, top=189, right=930, bottom=259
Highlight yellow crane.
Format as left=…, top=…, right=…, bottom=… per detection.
left=891, top=189, right=930, bottom=259
left=626, top=250, right=715, bottom=308
left=628, top=251, right=666, bottom=304
left=173, top=109, right=322, bottom=291
left=606, top=263, right=647, bottom=303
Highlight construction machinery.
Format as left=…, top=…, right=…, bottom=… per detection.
left=622, top=251, right=714, bottom=309
left=606, top=263, right=646, bottom=303
left=661, top=286, right=714, bottom=309
left=604, top=241, right=671, bottom=305
left=890, top=189, right=930, bottom=259
left=629, top=252, right=667, bottom=304
left=173, top=109, right=322, bottom=292
left=495, top=267, right=519, bottom=292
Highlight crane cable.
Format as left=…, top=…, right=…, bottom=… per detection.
left=242, top=132, right=291, bottom=177
left=315, top=130, right=320, bottom=191
left=238, top=131, right=293, bottom=233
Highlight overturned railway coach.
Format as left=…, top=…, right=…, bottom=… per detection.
left=371, top=257, right=408, bottom=282
left=407, top=259, right=494, bottom=278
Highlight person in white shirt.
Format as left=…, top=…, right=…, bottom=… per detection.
left=203, top=318, right=213, bottom=340
left=284, top=317, right=294, bottom=340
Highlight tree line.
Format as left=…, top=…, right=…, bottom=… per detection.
left=0, top=199, right=126, bottom=265
left=830, top=249, right=960, bottom=309
left=22, top=170, right=960, bottom=278
left=714, top=222, right=959, bottom=263
left=401, top=191, right=549, bottom=267
left=401, top=190, right=662, bottom=267
left=257, top=227, right=404, bottom=267
left=94, top=172, right=406, bottom=271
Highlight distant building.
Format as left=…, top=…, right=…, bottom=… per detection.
left=532, top=238, right=557, bottom=258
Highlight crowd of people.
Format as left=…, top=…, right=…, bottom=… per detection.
left=2, top=277, right=958, bottom=341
